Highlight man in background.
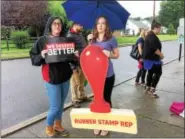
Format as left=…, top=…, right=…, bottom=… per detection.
left=66, top=23, right=91, bottom=108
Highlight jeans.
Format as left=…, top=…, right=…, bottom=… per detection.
left=45, top=80, right=70, bottom=126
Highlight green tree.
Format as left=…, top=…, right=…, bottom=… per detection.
left=158, top=1, right=184, bottom=30
left=1, top=1, right=48, bottom=37
left=48, top=1, right=72, bottom=35
left=167, top=23, right=176, bottom=35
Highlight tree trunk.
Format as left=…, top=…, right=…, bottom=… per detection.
left=6, top=36, right=9, bottom=50
left=36, top=27, right=39, bottom=38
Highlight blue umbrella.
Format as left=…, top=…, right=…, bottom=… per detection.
left=62, top=0, right=130, bottom=30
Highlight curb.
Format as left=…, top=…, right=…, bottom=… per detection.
left=118, top=40, right=177, bottom=47
left=1, top=57, right=30, bottom=61
left=113, top=56, right=184, bottom=87
left=1, top=40, right=177, bottom=61
left=1, top=56, right=183, bottom=137
left=1, top=94, right=93, bottom=138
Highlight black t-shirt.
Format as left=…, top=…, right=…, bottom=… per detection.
left=143, top=31, right=162, bottom=60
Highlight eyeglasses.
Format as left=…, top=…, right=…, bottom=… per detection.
left=52, top=22, right=62, bottom=26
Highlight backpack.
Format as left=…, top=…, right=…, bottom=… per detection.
left=130, top=44, right=140, bottom=60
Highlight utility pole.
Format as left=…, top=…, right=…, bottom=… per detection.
left=153, top=0, right=156, bottom=20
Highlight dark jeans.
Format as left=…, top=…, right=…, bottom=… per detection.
left=103, top=74, right=115, bottom=108
left=135, top=62, right=146, bottom=84
left=146, top=64, right=162, bottom=88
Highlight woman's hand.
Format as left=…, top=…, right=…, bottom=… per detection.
left=41, top=50, right=48, bottom=58
left=102, top=50, right=111, bottom=57
left=160, top=52, right=164, bottom=59
left=87, top=34, right=93, bottom=41
left=74, top=50, right=79, bottom=57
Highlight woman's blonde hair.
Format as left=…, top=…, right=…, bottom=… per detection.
left=140, top=29, right=148, bottom=39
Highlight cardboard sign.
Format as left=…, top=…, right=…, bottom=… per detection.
left=45, top=37, right=75, bottom=64
left=70, top=108, right=137, bottom=134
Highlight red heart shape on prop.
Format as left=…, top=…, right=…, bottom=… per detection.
left=80, top=45, right=111, bottom=113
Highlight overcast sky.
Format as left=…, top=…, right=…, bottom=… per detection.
left=117, top=1, right=161, bottom=18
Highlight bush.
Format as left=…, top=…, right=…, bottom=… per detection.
left=1, top=26, right=11, bottom=39
left=167, top=24, right=176, bottom=35
left=11, top=31, right=29, bottom=49
left=27, top=26, right=37, bottom=37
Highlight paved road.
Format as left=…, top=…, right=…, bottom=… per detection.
left=1, top=41, right=184, bottom=129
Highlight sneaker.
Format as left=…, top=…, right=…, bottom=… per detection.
left=141, top=83, right=146, bottom=87
left=56, top=129, right=69, bottom=137
left=144, top=86, right=150, bottom=93
left=79, top=97, right=91, bottom=102
left=72, top=101, right=81, bottom=108
left=135, top=82, right=140, bottom=85
left=147, top=88, right=159, bottom=98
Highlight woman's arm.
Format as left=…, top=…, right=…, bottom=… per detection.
left=138, top=43, right=143, bottom=55
left=30, top=37, right=46, bottom=66
left=110, top=48, right=119, bottom=59
left=155, top=49, right=164, bottom=59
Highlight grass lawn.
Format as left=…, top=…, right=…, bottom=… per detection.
left=1, top=41, right=32, bottom=59
left=116, top=34, right=178, bottom=46
left=1, top=47, right=31, bottom=59
left=1, top=34, right=178, bottom=59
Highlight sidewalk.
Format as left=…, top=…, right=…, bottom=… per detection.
left=3, top=59, right=184, bottom=138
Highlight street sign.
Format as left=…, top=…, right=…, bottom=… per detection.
left=178, top=34, right=184, bottom=44
left=177, top=26, right=184, bottom=36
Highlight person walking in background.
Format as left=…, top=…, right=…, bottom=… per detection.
left=143, top=20, right=164, bottom=98
left=87, top=16, right=119, bottom=136
left=135, top=29, right=148, bottom=86
left=66, top=23, right=91, bottom=108
left=30, top=16, right=73, bottom=137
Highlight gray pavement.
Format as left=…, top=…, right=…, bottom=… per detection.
left=1, top=40, right=184, bottom=129
left=3, top=58, right=184, bottom=138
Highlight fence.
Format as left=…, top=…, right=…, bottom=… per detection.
left=1, top=37, right=37, bottom=50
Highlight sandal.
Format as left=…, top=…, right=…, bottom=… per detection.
left=149, top=93, right=159, bottom=98
left=135, top=82, right=140, bottom=85
left=94, top=129, right=101, bottom=135
left=100, top=130, right=109, bottom=136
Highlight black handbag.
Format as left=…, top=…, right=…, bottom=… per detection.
left=130, top=44, right=140, bottom=60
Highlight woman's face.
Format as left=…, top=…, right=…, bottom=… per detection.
left=96, top=17, right=107, bottom=33
left=145, top=30, right=148, bottom=36
left=51, top=19, right=62, bottom=36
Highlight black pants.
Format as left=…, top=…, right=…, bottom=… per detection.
left=103, top=74, right=115, bottom=108
left=135, top=62, right=146, bottom=83
left=146, top=64, right=162, bottom=88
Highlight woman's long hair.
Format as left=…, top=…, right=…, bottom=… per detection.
left=140, top=29, right=148, bottom=40
left=92, top=16, right=112, bottom=42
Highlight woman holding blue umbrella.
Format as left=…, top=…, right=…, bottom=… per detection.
left=87, top=16, right=120, bottom=136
